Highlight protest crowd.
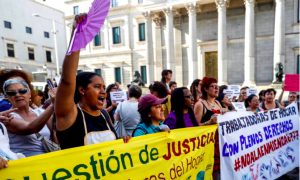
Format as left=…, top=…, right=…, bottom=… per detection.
left=0, top=14, right=299, bottom=180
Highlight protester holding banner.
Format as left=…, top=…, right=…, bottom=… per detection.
left=115, top=85, right=142, bottom=137
left=260, top=88, right=284, bottom=110
left=105, top=84, right=118, bottom=124
left=161, top=69, right=172, bottom=92
left=245, top=94, right=265, bottom=113
left=133, top=94, right=168, bottom=137
left=190, top=79, right=202, bottom=104
left=216, top=93, right=235, bottom=111
left=164, top=87, right=199, bottom=129
left=55, top=14, right=119, bottom=150
left=194, top=77, right=227, bottom=180
left=3, top=78, right=56, bottom=157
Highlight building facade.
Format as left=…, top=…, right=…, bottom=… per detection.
left=63, top=0, right=299, bottom=87
left=0, top=0, right=67, bottom=82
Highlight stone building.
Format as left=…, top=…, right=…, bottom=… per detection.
left=0, top=0, right=67, bottom=82
left=63, top=0, right=299, bottom=87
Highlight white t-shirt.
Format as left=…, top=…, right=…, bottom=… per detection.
left=115, top=100, right=141, bottom=136
left=0, top=122, right=18, bottom=160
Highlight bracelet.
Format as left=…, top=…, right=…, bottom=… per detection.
left=204, top=122, right=207, bottom=125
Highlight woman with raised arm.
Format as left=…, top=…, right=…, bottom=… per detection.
left=55, top=14, right=129, bottom=150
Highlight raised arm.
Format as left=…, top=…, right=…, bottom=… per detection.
left=278, top=84, right=285, bottom=105
left=55, top=14, right=86, bottom=131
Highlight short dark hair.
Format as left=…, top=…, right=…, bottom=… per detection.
left=169, top=81, right=177, bottom=88
left=74, top=72, right=102, bottom=104
left=129, top=85, right=142, bottom=99
left=264, top=88, right=277, bottom=96
left=149, top=81, right=169, bottom=98
left=219, top=85, right=228, bottom=94
left=161, top=69, right=172, bottom=83
left=106, top=84, right=117, bottom=101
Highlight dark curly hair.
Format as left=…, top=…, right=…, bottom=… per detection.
left=200, top=77, right=217, bottom=99
left=0, top=69, right=37, bottom=105
left=74, top=72, right=102, bottom=104
left=149, top=81, right=169, bottom=98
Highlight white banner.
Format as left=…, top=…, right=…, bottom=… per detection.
left=223, top=90, right=234, bottom=101
left=218, top=103, right=299, bottom=180
left=247, top=88, right=258, bottom=96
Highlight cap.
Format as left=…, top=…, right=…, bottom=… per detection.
left=138, top=94, right=167, bottom=113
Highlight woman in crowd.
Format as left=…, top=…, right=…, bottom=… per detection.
left=55, top=14, right=125, bottom=150
left=194, top=77, right=226, bottom=180
left=105, top=83, right=118, bottom=124
left=260, top=88, right=284, bottom=110
left=149, top=81, right=169, bottom=99
left=169, top=81, right=177, bottom=95
left=190, top=79, right=202, bottom=104
left=245, top=95, right=264, bottom=113
left=3, top=78, right=56, bottom=157
left=115, top=85, right=142, bottom=137
left=238, top=86, right=249, bottom=102
left=132, top=94, right=168, bottom=137
left=259, top=90, right=265, bottom=103
left=164, top=87, right=199, bottom=129
left=33, top=90, right=45, bottom=109
left=0, top=69, right=38, bottom=111
left=216, top=93, right=235, bottom=112
left=278, top=84, right=298, bottom=107
left=161, top=70, right=172, bottom=92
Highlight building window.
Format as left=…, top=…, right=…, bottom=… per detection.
left=112, top=0, right=118, bottom=7
left=7, top=44, right=15, bottom=57
left=28, top=47, right=35, bottom=60
left=95, top=69, right=102, bottom=76
left=26, top=27, right=32, bottom=34
left=115, top=67, right=121, bottom=84
left=297, top=55, right=300, bottom=74
left=4, top=21, right=11, bottom=29
left=141, top=66, right=147, bottom=83
left=139, top=23, right=145, bottom=41
left=74, top=6, right=79, bottom=15
left=138, top=0, right=143, bottom=3
left=94, top=32, right=101, bottom=46
left=112, top=27, right=121, bottom=44
left=46, top=50, right=52, bottom=62
left=44, top=32, right=50, bottom=38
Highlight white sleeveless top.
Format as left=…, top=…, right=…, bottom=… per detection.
left=8, top=108, right=50, bottom=157
left=0, top=122, right=18, bottom=160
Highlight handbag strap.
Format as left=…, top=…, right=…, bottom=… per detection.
left=77, top=104, right=111, bottom=136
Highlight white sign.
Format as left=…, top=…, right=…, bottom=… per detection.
left=223, top=90, right=234, bottom=101
left=247, top=88, right=258, bottom=96
left=231, top=102, right=246, bottom=111
left=54, top=77, right=61, bottom=86
left=228, top=85, right=241, bottom=93
left=218, top=103, right=299, bottom=180
left=110, top=91, right=127, bottom=103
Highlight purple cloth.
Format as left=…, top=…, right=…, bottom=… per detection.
left=164, top=111, right=199, bottom=129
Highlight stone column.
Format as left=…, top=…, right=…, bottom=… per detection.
left=186, top=3, right=199, bottom=86
left=243, top=0, right=256, bottom=87
left=142, top=11, right=154, bottom=84
left=215, top=0, right=228, bottom=85
left=173, top=12, right=183, bottom=86
left=163, top=7, right=175, bottom=72
left=153, top=15, right=163, bottom=81
left=273, top=0, right=285, bottom=83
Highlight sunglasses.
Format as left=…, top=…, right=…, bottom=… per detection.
left=6, top=89, right=29, bottom=96
left=208, top=85, right=219, bottom=89
left=184, top=95, right=194, bottom=100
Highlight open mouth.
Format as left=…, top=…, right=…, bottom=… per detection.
left=16, top=99, right=24, bottom=102
left=97, top=96, right=105, bottom=104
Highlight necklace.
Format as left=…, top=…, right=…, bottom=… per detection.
left=206, top=100, right=216, bottom=109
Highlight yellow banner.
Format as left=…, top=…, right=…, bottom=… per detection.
left=0, top=125, right=217, bottom=180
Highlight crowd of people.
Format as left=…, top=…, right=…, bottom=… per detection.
left=0, top=13, right=298, bottom=179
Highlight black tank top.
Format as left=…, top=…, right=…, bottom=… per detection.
left=57, top=107, right=117, bottom=150
left=201, top=101, right=221, bottom=123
